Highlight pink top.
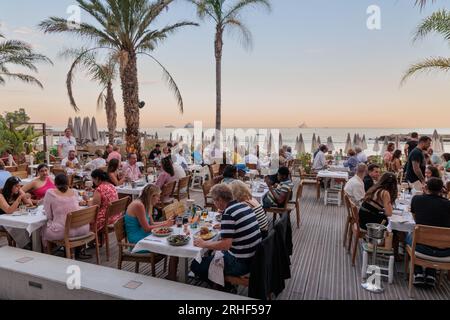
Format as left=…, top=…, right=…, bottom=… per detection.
left=383, top=151, right=393, bottom=164
left=42, top=189, right=89, bottom=244
left=122, top=162, right=141, bottom=181
left=155, top=170, right=176, bottom=189
left=107, top=151, right=122, bottom=163
left=32, top=178, right=56, bottom=200
left=95, top=182, right=119, bottom=231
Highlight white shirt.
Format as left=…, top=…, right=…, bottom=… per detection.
left=344, top=175, right=365, bottom=206
left=58, top=136, right=77, bottom=158
left=61, top=157, right=79, bottom=168
left=356, top=152, right=367, bottom=163
left=245, top=154, right=259, bottom=165
left=173, top=163, right=187, bottom=180
left=312, top=151, right=327, bottom=171
left=175, top=153, right=189, bottom=168
left=86, top=158, right=106, bottom=170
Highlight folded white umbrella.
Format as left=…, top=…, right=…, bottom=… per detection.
left=327, top=136, right=335, bottom=151
left=373, top=138, right=380, bottom=153
left=432, top=129, right=444, bottom=154
left=317, top=136, right=322, bottom=147
left=67, top=118, right=74, bottom=132
left=73, top=117, right=82, bottom=143
left=297, top=134, right=306, bottom=154
left=361, top=135, right=368, bottom=150
left=344, top=133, right=352, bottom=154
left=311, top=133, right=317, bottom=154
left=380, top=137, right=389, bottom=155
left=81, top=117, right=92, bottom=144
left=395, top=135, right=400, bottom=151
left=90, top=117, right=99, bottom=142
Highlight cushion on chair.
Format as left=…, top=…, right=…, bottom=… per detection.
left=415, top=251, right=450, bottom=263
left=68, top=232, right=95, bottom=242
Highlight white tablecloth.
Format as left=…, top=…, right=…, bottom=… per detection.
left=317, top=170, right=349, bottom=181
left=116, top=184, right=148, bottom=196
left=0, top=206, right=47, bottom=236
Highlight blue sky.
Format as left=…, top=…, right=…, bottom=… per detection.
left=0, top=0, right=449, bottom=128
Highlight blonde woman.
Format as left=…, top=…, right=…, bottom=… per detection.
left=124, top=185, right=177, bottom=280
left=230, top=180, right=269, bottom=237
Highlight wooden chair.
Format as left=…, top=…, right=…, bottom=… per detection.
left=5, top=166, right=17, bottom=173
left=52, top=167, right=67, bottom=176
left=173, top=176, right=191, bottom=201
left=155, top=181, right=176, bottom=211
left=17, top=164, right=28, bottom=173
left=265, top=190, right=293, bottom=226
left=103, top=197, right=130, bottom=262
left=405, top=225, right=450, bottom=297
left=113, top=217, right=167, bottom=276
left=46, top=206, right=100, bottom=265
left=349, top=201, right=366, bottom=266
left=202, top=179, right=216, bottom=211
left=247, top=163, right=257, bottom=170
left=288, top=182, right=303, bottom=228
left=163, top=200, right=186, bottom=220
left=209, top=164, right=221, bottom=180
left=300, top=168, right=321, bottom=199
left=0, top=228, right=16, bottom=247
left=12, top=171, right=28, bottom=179
left=343, top=192, right=354, bottom=250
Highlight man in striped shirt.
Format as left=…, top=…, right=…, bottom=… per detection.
left=263, top=167, right=294, bottom=209
left=191, top=184, right=262, bottom=282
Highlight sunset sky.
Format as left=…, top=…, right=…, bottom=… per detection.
left=1, top=0, right=449, bottom=129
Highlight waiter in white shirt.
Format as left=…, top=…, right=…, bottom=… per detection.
left=58, top=128, right=77, bottom=159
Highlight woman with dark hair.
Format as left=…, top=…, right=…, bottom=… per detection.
left=425, top=166, right=441, bottom=181
left=88, top=169, right=119, bottom=233
left=42, top=174, right=90, bottom=254
left=22, top=164, right=55, bottom=204
left=359, top=172, right=398, bottom=230
left=221, top=165, right=237, bottom=184
left=442, top=153, right=450, bottom=172
left=0, top=177, right=33, bottom=215
left=155, top=156, right=176, bottom=188
left=107, top=158, right=126, bottom=186
left=383, top=143, right=396, bottom=170
left=390, top=150, right=403, bottom=173
left=344, top=149, right=359, bottom=176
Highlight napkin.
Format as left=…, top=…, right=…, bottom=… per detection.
left=208, top=251, right=225, bottom=286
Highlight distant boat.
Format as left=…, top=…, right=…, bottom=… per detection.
left=184, top=123, right=194, bottom=128
left=165, top=125, right=175, bottom=128
left=298, top=123, right=308, bottom=129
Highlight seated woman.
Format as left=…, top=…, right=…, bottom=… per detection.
left=221, top=165, right=237, bottom=185
left=86, top=169, right=119, bottom=235
left=107, top=158, right=126, bottom=186
left=0, top=176, right=34, bottom=248
left=22, top=164, right=55, bottom=205
left=41, top=174, right=90, bottom=256
left=155, top=156, right=176, bottom=188
left=390, top=150, right=402, bottom=174
left=343, top=149, right=359, bottom=176
left=85, top=150, right=107, bottom=171
left=425, top=165, right=441, bottom=182
left=124, top=184, right=177, bottom=279
left=358, top=172, right=397, bottom=230
left=230, top=180, right=269, bottom=237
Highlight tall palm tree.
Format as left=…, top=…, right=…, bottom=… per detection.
left=415, top=0, right=436, bottom=10
left=40, top=0, right=197, bottom=154
left=0, top=32, right=52, bottom=88
left=189, top=0, right=271, bottom=134
left=401, top=9, right=450, bottom=85
left=61, top=49, right=118, bottom=144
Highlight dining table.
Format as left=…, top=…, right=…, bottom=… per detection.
left=132, top=212, right=220, bottom=284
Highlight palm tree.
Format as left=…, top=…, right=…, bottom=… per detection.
left=61, top=49, right=118, bottom=144
left=40, top=0, right=197, bottom=154
left=0, top=32, right=52, bottom=88
left=189, top=0, right=271, bottom=134
left=415, top=0, right=436, bottom=10
left=401, top=9, right=450, bottom=85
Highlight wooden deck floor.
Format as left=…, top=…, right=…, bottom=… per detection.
left=1, top=182, right=449, bottom=300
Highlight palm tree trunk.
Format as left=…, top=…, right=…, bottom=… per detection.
left=119, top=50, right=141, bottom=155
left=215, top=26, right=224, bottom=146
left=105, top=81, right=117, bottom=145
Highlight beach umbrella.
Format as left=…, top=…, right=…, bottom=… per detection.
left=90, top=117, right=99, bottom=142
left=344, top=133, right=352, bottom=154
left=431, top=129, right=444, bottom=154
left=327, top=136, right=335, bottom=151
left=361, top=135, right=368, bottom=150
left=81, top=117, right=92, bottom=144
left=311, top=133, right=317, bottom=154
left=73, top=117, right=82, bottom=142
left=169, top=132, right=173, bottom=142
left=381, top=137, right=389, bottom=155
left=373, top=138, right=380, bottom=154
left=353, top=134, right=358, bottom=148
left=317, top=136, right=322, bottom=147
left=279, top=132, right=283, bottom=149
left=395, top=135, right=400, bottom=151
left=267, top=133, right=273, bottom=154
left=67, top=118, right=74, bottom=132
left=296, top=134, right=306, bottom=154
left=155, top=132, right=158, bottom=140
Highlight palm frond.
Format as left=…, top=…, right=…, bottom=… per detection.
left=0, top=72, right=44, bottom=88
left=413, top=9, right=450, bottom=42
left=415, top=0, right=436, bottom=10
left=224, top=0, right=271, bottom=21
left=225, top=18, right=253, bottom=50
left=138, top=52, right=184, bottom=113
left=401, top=57, right=450, bottom=85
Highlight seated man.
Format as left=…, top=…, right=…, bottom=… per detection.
left=191, top=184, right=262, bottom=281
left=263, top=167, right=294, bottom=209
left=364, top=164, right=381, bottom=192
left=61, top=150, right=80, bottom=174
left=344, top=163, right=367, bottom=206
left=122, top=153, right=142, bottom=182
left=408, top=178, right=450, bottom=288
left=312, top=145, right=329, bottom=172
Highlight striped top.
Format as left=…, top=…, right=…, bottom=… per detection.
left=245, top=201, right=269, bottom=232
left=221, top=201, right=262, bottom=260
left=266, top=179, right=294, bottom=207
